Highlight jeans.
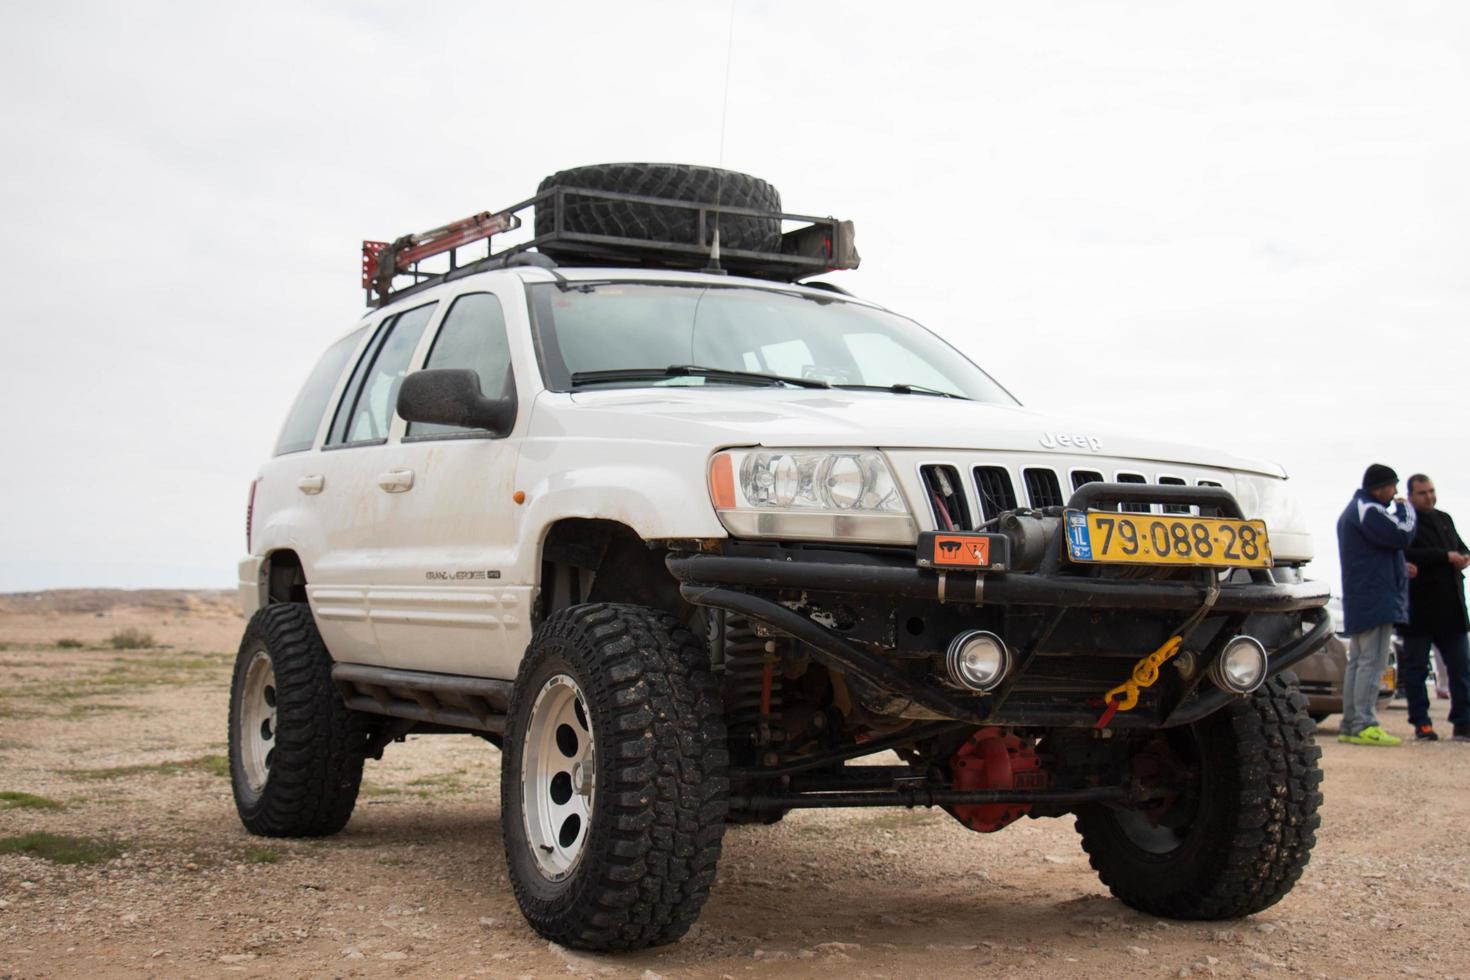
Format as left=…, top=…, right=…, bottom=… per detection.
left=1400, top=630, right=1470, bottom=728
left=1343, top=624, right=1394, bottom=736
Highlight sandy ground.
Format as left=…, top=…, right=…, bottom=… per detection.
left=2, top=591, right=1468, bottom=980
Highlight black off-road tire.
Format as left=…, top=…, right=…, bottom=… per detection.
left=1075, top=675, right=1322, bottom=919
left=228, top=603, right=364, bottom=837
left=501, top=603, right=728, bottom=951
left=535, top=162, right=782, bottom=257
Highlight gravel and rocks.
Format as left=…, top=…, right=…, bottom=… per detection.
left=2, top=591, right=1468, bottom=978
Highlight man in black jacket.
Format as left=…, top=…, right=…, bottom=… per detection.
left=1402, top=474, right=1470, bottom=741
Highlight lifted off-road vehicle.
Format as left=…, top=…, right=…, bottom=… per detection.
left=232, top=163, right=1329, bottom=951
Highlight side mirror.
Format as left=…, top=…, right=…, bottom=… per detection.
left=396, top=369, right=516, bottom=436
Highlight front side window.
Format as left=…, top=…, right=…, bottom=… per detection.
left=274, top=326, right=367, bottom=455
left=528, top=283, right=1018, bottom=403
left=326, top=302, right=436, bottom=447
left=408, top=293, right=514, bottom=439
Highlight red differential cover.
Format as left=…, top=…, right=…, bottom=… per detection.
left=949, top=727, right=1047, bottom=833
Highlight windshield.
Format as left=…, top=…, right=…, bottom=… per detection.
left=528, top=282, right=1019, bottom=404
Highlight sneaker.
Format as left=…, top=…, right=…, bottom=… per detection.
left=1415, top=724, right=1439, bottom=741
left=1340, top=725, right=1403, bottom=746
left=1454, top=725, right=1470, bottom=742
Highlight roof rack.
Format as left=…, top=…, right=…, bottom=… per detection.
left=361, top=186, right=859, bottom=308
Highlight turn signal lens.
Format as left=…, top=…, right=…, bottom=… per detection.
left=709, top=453, right=736, bottom=509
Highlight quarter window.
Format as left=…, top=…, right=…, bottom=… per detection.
left=327, top=303, right=437, bottom=447
left=408, top=293, right=514, bottom=439
left=273, top=326, right=367, bottom=455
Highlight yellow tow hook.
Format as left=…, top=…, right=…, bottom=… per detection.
left=1094, top=635, right=1184, bottom=730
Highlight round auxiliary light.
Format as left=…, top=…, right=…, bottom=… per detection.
left=1211, top=636, right=1268, bottom=695
left=946, top=631, right=1011, bottom=692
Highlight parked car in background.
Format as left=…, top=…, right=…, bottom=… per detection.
left=1294, top=596, right=1394, bottom=724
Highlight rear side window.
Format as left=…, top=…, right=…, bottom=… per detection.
left=408, top=293, right=514, bottom=439
left=326, top=303, right=437, bottom=447
left=273, top=327, right=367, bottom=455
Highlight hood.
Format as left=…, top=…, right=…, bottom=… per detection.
left=548, top=388, right=1286, bottom=477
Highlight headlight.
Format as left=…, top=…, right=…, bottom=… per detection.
left=708, top=449, right=916, bottom=544
left=1234, top=473, right=1312, bottom=562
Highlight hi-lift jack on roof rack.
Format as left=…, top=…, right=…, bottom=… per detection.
left=362, top=209, right=521, bottom=306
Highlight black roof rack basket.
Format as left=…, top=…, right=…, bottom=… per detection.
left=362, top=186, right=860, bottom=307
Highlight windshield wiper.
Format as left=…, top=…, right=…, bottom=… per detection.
left=570, top=364, right=832, bottom=390
left=835, top=382, right=970, bottom=400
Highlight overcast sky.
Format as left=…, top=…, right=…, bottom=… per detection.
left=1, top=1, right=1466, bottom=594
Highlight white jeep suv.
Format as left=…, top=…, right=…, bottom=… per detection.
left=231, top=163, right=1330, bottom=952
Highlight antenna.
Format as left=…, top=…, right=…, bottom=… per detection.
left=706, top=0, right=737, bottom=274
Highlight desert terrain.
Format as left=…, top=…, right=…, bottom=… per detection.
left=1, top=590, right=1468, bottom=979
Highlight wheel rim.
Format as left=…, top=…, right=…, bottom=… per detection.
left=520, top=674, right=595, bottom=881
left=240, top=649, right=278, bottom=794
left=1116, top=729, right=1203, bottom=854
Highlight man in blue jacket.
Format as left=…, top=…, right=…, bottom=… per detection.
left=1337, top=463, right=1418, bottom=746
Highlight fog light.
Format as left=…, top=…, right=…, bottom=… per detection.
left=1210, top=636, right=1268, bottom=694
left=946, top=631, right=1011, bottom=692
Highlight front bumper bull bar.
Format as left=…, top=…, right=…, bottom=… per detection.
left=666, top=483, right=1331, bottom=730
left=669, top=554, right=1330, bottom=728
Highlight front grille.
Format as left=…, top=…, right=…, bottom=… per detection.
left=1023, top=468, right=1064, bottom=509
left=1116, top=473, right=1151, bottom=513
left=1072, top=470, right=1104, bottom=490
left=905, top=457, right=1227, bottom=529
left=973, top=466, right=1017, bottom=522
left=920, top=464, right=971, bottom=530
left=1158, top=476, right=1191, bottom=514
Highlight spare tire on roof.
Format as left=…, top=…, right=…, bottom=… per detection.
left=534, top=163, right=782, bottom=259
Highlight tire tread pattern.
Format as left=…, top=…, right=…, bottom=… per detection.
left=1076, top=675, right=1323, bottom=919
left=503, top=603, right=728, bottom=951
left=534, top=163, right=782, bottom=255
left=229, top=603, right=363, bottom=838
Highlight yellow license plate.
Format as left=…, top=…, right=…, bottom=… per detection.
left=1064, top=509, right=1272, bottom=568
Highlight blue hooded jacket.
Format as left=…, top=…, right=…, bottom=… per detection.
left=1337, top=488, right=1417, bottom=634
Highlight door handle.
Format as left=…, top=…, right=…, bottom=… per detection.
left=377, top=469, right=415, bottom=493
left=297, top=474, right=325, bottom=495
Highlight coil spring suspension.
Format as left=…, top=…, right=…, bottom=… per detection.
left=715, top=611, right=782, bottom=756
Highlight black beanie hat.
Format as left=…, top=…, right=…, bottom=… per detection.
left=1362, top=463, right=1398, bottom=491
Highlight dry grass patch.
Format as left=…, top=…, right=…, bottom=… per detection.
left=65, top=754, right=230, bottom=781
left=406, top=772, right=472, bottom=793
left=0, top=791, right=64, bottom=811
left=108, top=628, right=155, bottom=650
left=0, top=832, right=122, bottom=865
left=6, top=650, right=230, bottom=711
